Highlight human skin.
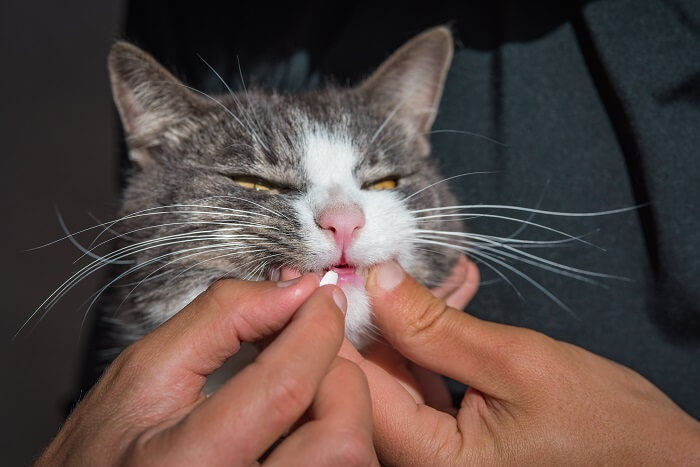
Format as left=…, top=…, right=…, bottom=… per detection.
left=340, top=258, right=700, bottom=466
left=35, top=275, right=379, bottom=466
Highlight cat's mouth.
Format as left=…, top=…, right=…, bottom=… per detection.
left=277, top=264, right=368, bottom=288
left=325, top=264, right=367, bottom=287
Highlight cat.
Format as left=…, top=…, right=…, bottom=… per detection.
left=77, top=26, right=462, bottom=368
left=26, top=26, right=625, bottom=388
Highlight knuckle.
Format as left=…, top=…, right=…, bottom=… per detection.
left=201, top=278, right=239, bottom=310
left=334, top=358, right=365, bottom=381
left=405, top=296, right=451, bottom=344
left=267, top=371, right=314, bottom=420
left=500, top=329, right=562, bottom=386
left=109, top=341, right=144, bottom=377
left=326, top=430, right=374, bottom=466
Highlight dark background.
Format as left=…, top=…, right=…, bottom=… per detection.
left=3, top=1, right=699, bottom=465
left=1, top=1, right=122, bottom=464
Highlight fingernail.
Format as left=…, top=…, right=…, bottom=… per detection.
left=277, top=277, right=301, bottom=288
left=375, top=261, right=404, bottom=291
left=332, top=288, right=347, bottom=314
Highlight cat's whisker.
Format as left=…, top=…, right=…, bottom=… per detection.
left=370, top=99, right=406, bottom=144
left=86, top=211, right=139, bottom=244
left=236, top=55, right=273, bottom=154
left=248, top=254, right=283, bottom=282
left=77, top=221, right=278, bottom=263
left=416, top=234, right=615, bottom=285
left=198, top=195, right=290, bottom=221
left=43, top=237, right=262, bottom=319
left=83, top=244, right=271, bottom=329
left=411, top=204, right=640, bottom=217
left=238, top=253, right=283, bottom=281
left=409, top=240, right=522, bottom=297
left=23, top=233, right=270, bottom=333
left=413, top=236, right=579, bottom=315
left=166, top=81, right=261, bottom=149
left=415, top=214, right=602, bottom=249
left=507, top=179, right=550, bottom=240
left=401, top=172, right=498, bottom=203
left=20, top=238, right=265, bottom=338
left=414, top=214, right=489, bottom=224
left=428, top=129, right=509, bottom=147
left=417, top=229, right=598, bottom=247
left=196, top=54, right=271, bottom=153
left=22, top=204, right=270, bottom=253
left=87, top=204, right=276, bottom=248
left=465, top=249, right=526, bottom=301
left=56, top=210, right=133, bottom=265
left=113, top=246, right=273, bottom=319
left=108, top=269, right=174, bottom=288
left=420, top=237, right=574, bottom=314
left=374, top=131, right=409, bottom=155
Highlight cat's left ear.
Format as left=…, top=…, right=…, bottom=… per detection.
left=108, top=41, right=205, bottom=167
left=357, top=27, right=453, bottom=156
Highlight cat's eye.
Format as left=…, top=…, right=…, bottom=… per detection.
left=229, top=176, right=284, bottom=194
left=364, top=178, right=398, bottom=191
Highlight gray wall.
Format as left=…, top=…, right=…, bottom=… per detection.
left=0, top=1, right=123, bottom=464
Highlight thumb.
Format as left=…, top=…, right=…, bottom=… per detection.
left=366, top=260, right=519, bottom=395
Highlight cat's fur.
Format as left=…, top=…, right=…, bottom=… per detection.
left=101, top=27, right=460, bottom=360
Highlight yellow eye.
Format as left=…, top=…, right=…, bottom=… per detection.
left=365, top=178, right=398, bottom=191
left=231, top=176, right=276, bottom=192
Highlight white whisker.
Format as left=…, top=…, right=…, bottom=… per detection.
left=402, top=172, right=498, bottom=203
left=428, top=129, right=509, bottom=147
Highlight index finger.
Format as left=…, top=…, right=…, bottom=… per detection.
left=125, top=274, right=320, bottom=384
left=151, top=285, right=349, bottom=466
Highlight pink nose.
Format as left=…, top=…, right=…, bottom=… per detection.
left=317, top=205, right=365, bottom=250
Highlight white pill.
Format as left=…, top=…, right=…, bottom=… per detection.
left=320, top=270, right=338, bottom=286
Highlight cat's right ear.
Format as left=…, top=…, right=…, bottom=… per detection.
left=357, top=27, right=453, bottom=156
left=108, top=42, right=202, bottom=167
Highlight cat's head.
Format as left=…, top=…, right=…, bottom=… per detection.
left=108, top=27, right=461, bottom=347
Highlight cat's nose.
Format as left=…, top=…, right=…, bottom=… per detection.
left=317, top=205, right=366, bottom=250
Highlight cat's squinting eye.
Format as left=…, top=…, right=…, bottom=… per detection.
left=229, top=176, right=286, bottom=194
left=364, top=178, right=398, bottom=191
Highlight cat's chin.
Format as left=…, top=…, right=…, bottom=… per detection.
left=277, top=265, right=374, bottom=349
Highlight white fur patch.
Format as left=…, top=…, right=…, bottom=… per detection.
left=294, top=123, right=417, bottom=347
left=303, top=126, right=357, bottom=190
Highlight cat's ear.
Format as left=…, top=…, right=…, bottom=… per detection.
left=108, top=41, right=202, bottom=167
left=358, top=27, right=453, bottom=155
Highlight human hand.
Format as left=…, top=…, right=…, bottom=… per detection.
left=36, top=275, right=378, bottom=466
left=341, top=260, right=700, bottom=466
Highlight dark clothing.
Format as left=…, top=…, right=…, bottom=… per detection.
left=89, top=0, right=699, bottom=417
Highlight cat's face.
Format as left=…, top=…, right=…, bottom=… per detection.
left=109, top=28, right=461, bottom=347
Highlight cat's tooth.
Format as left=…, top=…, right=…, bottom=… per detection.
left=270, top=268, right=280, bottom=282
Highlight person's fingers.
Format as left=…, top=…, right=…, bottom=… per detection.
left=366, top=260, right=526, bottom=397
left=340, top=339, right=465, bottom=466
left=430, top=255, right=479, bottom=310
left=264, top=357, right=378, bottom=466
left=116, top=274, right=320, bottom=389
left=444, top=258, right=480, bottom=309
left=430, top=254, right=468, bottom=299
left=142, top=285, right=348, bottom=466
left=409, top=364, right=454, bottom=413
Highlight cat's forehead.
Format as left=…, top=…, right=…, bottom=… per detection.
left=202, top=88, right=416, bottom=182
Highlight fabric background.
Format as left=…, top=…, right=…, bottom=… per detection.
left=97, top=0, right=700, bottom=417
